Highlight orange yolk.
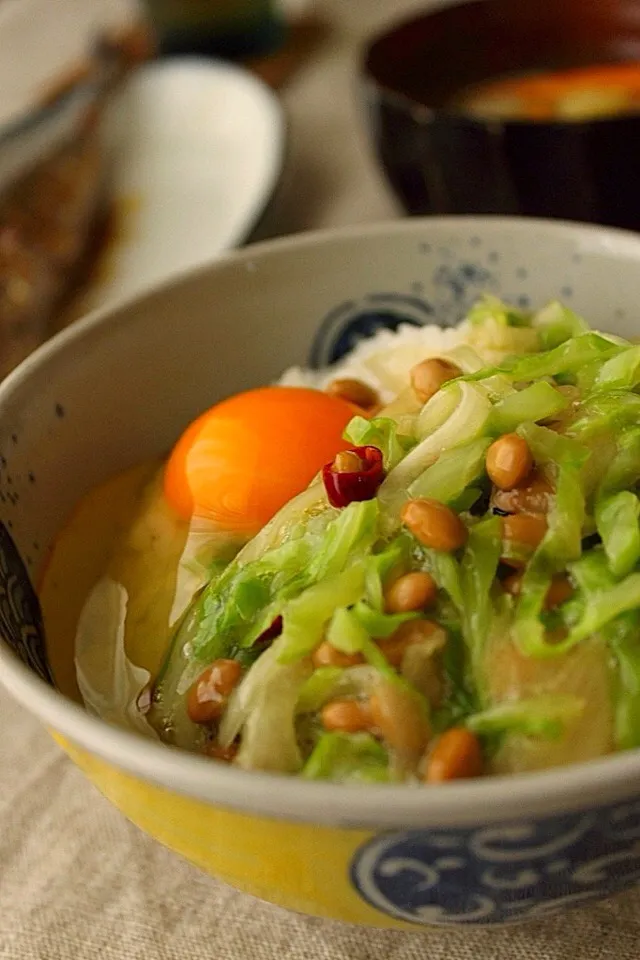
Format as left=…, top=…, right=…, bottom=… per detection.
left=164, top=386, right=356, bottom=533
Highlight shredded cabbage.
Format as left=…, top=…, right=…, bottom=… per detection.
left=191, top=499, right=378, bottom=663
left=595, top=491, right=640, bottom=578
left=465, top=332, right=621, bottom=385
left=296, top=664, right=379, bottom=714
left=409, top=436, right=491, bottom=504
left=344, top=415, right=413, bottom=470
left=532, top=301, right=588, bottom=350
left=459, top=517, right=501, bottom=684
left=379, top=382, right=492, bottom=527
left=124, top=298, right=640, bottom=782
left=219, top=643, right=312, bottom=772
left=565, top=552, right=640, bottom=648
left=302, top=732, right=391, bottom=783
left=593, top=344, right=640, bottom=392
left=488, top=382, right=568, bottom=434
left=466, top=694, right=585, bottom=740
left=512, top=425, right=588, bottom=658
left=605, top=612, right=640, bottom=750
left=75, top=578, right=158, bottom=739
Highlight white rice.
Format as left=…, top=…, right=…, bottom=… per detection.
left=278, top=321, right=474, bottom=403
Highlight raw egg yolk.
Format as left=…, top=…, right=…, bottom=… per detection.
left=164, top=386, right=355, bottom=532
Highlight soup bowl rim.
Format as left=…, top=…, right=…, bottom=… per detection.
left=361, top=2, right=640, bottom=131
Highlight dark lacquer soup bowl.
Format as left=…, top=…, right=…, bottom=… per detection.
left=362, top=0, right=640, bottom=230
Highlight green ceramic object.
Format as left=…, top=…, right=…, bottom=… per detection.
left=147, top=0, right=285, bottom=59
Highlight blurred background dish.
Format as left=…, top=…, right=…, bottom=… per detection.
left=0, top=0, right=153, bottom=379
left=0, top=0, right=292, bottom=365
left=67, top=58, right=285, bottom=316
left=361, top=0, right=640, bottom=229
left=147, top=0, right=286, bottom=59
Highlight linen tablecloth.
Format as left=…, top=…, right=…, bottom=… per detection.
left=3, top=2, right=640, bottom=957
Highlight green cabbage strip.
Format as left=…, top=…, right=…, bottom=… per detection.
left=276, top=564, right=368, bottom=664
left=442, top=344, right=488, bottom=374
left=192, top=537, right=313, bottom=662
left=564, top=551, right=640, bottom=648
left=296, top=666, right=345, bottom=713
left=379, top=382, right=492, bottom=529
left=416, top=382, right=462, bottom=440
left=459, top=516, right=501, bottom=685
left=595, top=491, right=640, bottom=578
left=512, top=425, right=589, bottom=659
left=408, top=436, right=490, bottom=504
left=430, top=627, right=478, bottom=731
left=302, top=732, right=391, bottom=783
left=522, top=425, right=588, bottom=558
left=466, top=694, right=585, bottom=740
left=421, top=549, right=464, bottom=613
left=467, top=294, right=532, bottom=329
left=344, top=416, right=413, bottom=470
left=350, top=602, right=421, bottom=639
left=325, top=606, right=405, bottom=677
left=597, top=427, right=640, bottom=497
left=592, top=344, right=640, bottom=392
left=219, top=644, right=312, bottom=772
left=364, top=536, right=411, bottom=611
left=462, top=333, right=620, bottom=386
left=324, top=607, right=386, bottom=672
left=366, top=533, right=412, bottom=611
left=532, top=301, right=589, bottom=350
left=604, top=612, right=640, bottom=750
left=306, top=499, right=379, bottom=583
left=488, top=382, right=568, bottom=434
left=191, top=499, right=378, bottom=663
left=569, top=392, right=640, bottom=442
left=296, top=664, right=380, bottom=714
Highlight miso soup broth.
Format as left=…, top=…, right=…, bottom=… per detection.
left=451, top=62, right=640, bottom=122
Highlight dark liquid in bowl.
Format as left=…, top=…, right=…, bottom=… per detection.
left=362, top=0, right=640, bottom=228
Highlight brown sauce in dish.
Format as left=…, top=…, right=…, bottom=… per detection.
left=0, top=18, right=155, bottom=378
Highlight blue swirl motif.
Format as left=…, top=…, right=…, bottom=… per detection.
left=351, top=799, right=640, bottom=926
left=309, top=295, right=431, bottom=369
left=0, top=522, right=53, bottom=685
left=309, top=256, right=499, bottom=368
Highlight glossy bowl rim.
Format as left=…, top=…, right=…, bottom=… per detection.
left=361, top=1, right=640, bottom=131
left=3, top=215, right=640, bottom=829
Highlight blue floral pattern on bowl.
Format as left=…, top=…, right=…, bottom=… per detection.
left=310, top=294, right=431, bottom=368
left=0, top=521, right=52, bottom=685
left=351, top=797, right=640, bottom=926
left=310, top=255, right=504, bottom=367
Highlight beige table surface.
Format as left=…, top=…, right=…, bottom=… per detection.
left=3, top=2, right=640, bottom=958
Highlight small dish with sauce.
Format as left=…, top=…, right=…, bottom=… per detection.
left=361, top=0, right=640, bottom=229
left=0, top=0, right=153, bottom=379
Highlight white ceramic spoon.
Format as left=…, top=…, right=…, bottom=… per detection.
left=88, top=57, right=286, bottom=310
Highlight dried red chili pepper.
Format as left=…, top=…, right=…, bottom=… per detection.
left=322, top=445, right=385, bottom=508
left=253, top=615, right=283, bottom=650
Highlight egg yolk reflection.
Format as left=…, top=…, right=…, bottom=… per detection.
left=164, top=386, right=355, bottom=533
